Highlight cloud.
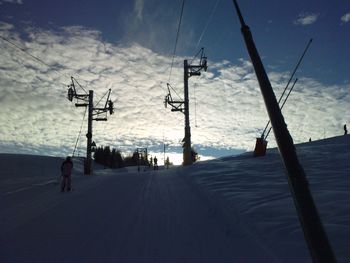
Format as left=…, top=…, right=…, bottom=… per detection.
left=341, top=12, right=350, bottom=24
left=122, top=0, right=195, bottom=57
left=293, top=13, right=319, bottom=26
left=0, top=0, right=23, bottom=4
left=0, top=22, right=14, bottom=31
left=134, top=0, right=144, bottom=21
left=0, top=22, right=349, bottom=161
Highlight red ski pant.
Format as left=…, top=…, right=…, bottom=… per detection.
left=61, top=175, right=71, bottom=191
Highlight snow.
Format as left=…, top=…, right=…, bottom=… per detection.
left=0, top=135, right=349, bottom=262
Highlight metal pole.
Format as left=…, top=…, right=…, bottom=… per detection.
left=85, top=90, right=93, bottom=175
left=183, top=59, right=193, bottom=165
left=231, top=1, right=336, bottom=262
left=164, top=143, right=166, bottom=166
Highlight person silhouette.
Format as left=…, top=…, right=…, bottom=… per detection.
left=153, top=156, right=158, bottom=170
left=61, top=156, right=73, bottom=192
left=344, top=124, right=348, bottom=135
left=165, top=156, right=170, bottom=169
left=149, top=156, right=153, bottom=168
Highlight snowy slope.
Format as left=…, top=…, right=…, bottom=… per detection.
left=187, top=135, right=350, bottom=262
left=0, top=155, right=86, bottom=195
left=0, top=135, right=349, bottom=262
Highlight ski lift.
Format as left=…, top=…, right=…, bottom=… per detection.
left=67, top=86, right=75, bottom=102
left=188, top=48, right=208, bottom=76
left=67, top=76, right=89, bottom=104
left=164, top=94, right=170, bottom=108
left=67, top=78, right=77, bottom=102
left=92, top=89, right=114, bottom=121
left=164, top=83, right=184, bottom=112
left=108, top=100, right=114, bottom=115
left=201, top=55, right=208, bottom=71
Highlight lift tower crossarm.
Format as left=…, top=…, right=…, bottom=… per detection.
left=231, top=1, right=336, bottom=262
left=164, top=83, right=184, bottom=113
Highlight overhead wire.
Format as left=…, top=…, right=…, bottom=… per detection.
left=261, top=38, right=313, bottom=139
left=168, top=0, right=186, bottom=85
left=168, top=83, right=183, bottom=100
left=1, top=34, right=92, bottom=95
left=191, top=0, right=221, bottom=61
left=1, top=34, right=89, bottom=155
left=71, top=77, right=88, bottom=95
left=0, top=34, right=69, bottom=87
left=189, top=47, right=203, bottom=65
left=264, top=78, right=298, bottom=140
left=72, top=106, right=88, bottom=157
left=94, top=88, right=110, bottom=107
left=1, top=31, right=113, bottom=158
left=193, top=83, right=198, bottom=127
left=162, top=0, right=187, bottom=151
left=187, top=0, right=220, bottom=129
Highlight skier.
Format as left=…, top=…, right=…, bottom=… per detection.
left=149, top=156, right=153, bottom=168
left=153, top=156, right=158, bottom=170
left=61, top=156, right=73, bottom=192
left=165, top=156, right=170, bottom=169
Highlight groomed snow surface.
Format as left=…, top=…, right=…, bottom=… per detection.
left=1, top=135, right=349, bottom=262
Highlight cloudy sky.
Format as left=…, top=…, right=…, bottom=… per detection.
left=0, top=0, right=349, bottom=164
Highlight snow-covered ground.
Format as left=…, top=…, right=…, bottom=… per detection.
left=0, top=135, right=349, bottom=262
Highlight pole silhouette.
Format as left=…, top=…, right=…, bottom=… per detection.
left=231, top=1, right=336, bottom=262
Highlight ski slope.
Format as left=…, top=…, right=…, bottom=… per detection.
left=0, top=135, right=349, bottom=262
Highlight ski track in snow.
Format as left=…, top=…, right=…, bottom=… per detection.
left=1, top=171, right=275, bottom=262
left=0, top=135, right=349, bottom=262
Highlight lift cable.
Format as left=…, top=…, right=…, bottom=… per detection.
left=70, top=76, right=88, bottom=95
left=72, top=107, right=88, bottom=157
left=94, top=88, right=110, bottom=107
left=189, top=47, right=204, bottom=65
left=168, top=0, right=186, bottom=85
left=261, top=38, right=312, bottom=138
left=191, top=0, right=221, bottom=60
left=264, top=78, right=298, bottom=140
left=193, top=83, right=198, bottom=127
left=0, top=34, right=69, bottom=86
left=1, top=34, right=91, bottom=94
left=167, top=82, right=183, bottom=100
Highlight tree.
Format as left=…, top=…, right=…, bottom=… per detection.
left=111, top=148, right=124, bottom=168
left=101, top=146, right=111, bottom=167
left=93, top=146, right=104, bottom=164
left=93, top=145, right=124, bottom=169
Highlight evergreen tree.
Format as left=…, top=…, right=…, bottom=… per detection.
left=103, top=146, right=111, bottom=167
left=115, top=150, right=124, bottom=168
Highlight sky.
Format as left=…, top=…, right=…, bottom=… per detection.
left=0, top=0, right=349, bottom=164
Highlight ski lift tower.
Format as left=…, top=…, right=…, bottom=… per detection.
left=165, top=48, right=207, bottom=165
left=67, top=77, right=114, bottom=175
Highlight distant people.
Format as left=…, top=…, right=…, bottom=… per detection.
left=309, top=138, right=312, bottom=142
left=61, top=156, right=73, bottom=192
left=153, top=156, right=158, bottom=170
left=165, top=156, right=170, bottom=169
left=344, top=124, right=348, bottom=135
left=149, top=156, right=153, bottom=168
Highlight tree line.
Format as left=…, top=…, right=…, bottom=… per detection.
left=93, top=145, right=199, bottom=169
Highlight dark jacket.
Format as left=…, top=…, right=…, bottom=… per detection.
left=61, top=159, right=73, bottom=176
